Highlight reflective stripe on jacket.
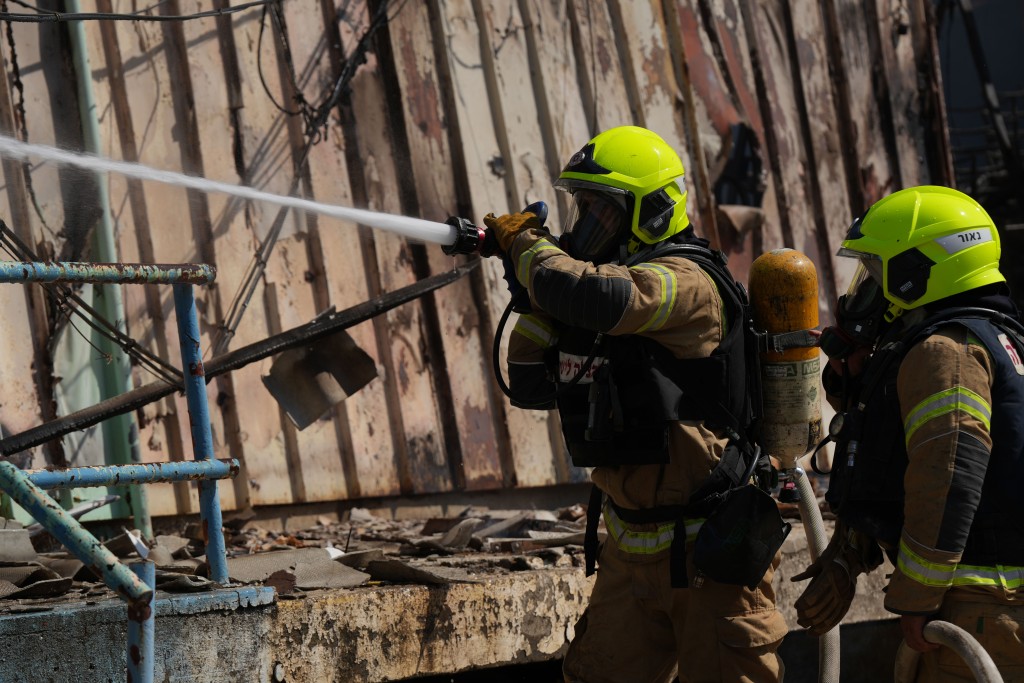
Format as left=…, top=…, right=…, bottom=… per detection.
left=603, top=501, right=705, bottom=556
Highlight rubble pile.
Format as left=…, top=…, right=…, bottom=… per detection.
left=0, top=503, right=594, bottom=611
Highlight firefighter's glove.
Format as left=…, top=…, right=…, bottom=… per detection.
left=483, top=211, right=542, bottom=254
left=791, top=523, right=882, bottom=636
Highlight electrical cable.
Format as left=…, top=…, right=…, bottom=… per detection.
left=0, top=0, right=53, bottom=235
left=213, top=0, right=397, bottom=354
left=0, top=0, right=275, bottom=22
left=0, top=221, right=182, bottom=385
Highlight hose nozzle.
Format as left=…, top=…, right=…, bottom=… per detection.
left=442, top=216, right=485, bottom=255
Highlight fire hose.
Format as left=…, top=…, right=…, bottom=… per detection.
left=894, top=621, right=1004, bottom=683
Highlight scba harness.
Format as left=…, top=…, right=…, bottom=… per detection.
left=564, top=238, right=789, bottom=589
left=827, top=307, right=1024, bottom=568
left=553, top=239, right=760, bottom=468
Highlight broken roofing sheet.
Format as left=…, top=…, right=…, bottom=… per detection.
left=0, top=504, right=592, bottom=611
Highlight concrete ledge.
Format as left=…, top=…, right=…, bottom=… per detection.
left=0, top=570, right=591, bottom=683
left=269, top=569, right=592, bottom=682
left=0, top=521, right=899, bottom=682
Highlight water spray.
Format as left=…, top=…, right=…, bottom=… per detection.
left=0, top=135, right=461, bottom=248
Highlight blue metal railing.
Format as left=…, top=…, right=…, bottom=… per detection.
left=0, top=261, right=232, bottom=683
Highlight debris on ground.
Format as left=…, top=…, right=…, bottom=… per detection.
left=0, top=503, right=597, bottom=612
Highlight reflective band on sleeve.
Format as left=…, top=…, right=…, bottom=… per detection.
left=517, top=241, right=561, bottom=283
left=903, top=385, right=991, bottom=445
left=602, top=503, right=704, bottom=555
left=513, top=314, right=557, bottom=348
left=629, top=263, right=677, bottom=332
left=897, top=537, right=1024, bottom=590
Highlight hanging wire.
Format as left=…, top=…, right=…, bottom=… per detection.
left=0, top=0, right=276, bottom=22
left=0, top=221, right=183, bottom=385
left=212, top=0, right=401, bottom=355
left=0, top=0, right=53, bottom=236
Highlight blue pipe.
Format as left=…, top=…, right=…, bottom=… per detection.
left=173, top=284, right=228, bottom=584
left=0, top=460, right=151, bottom=603
left=0, top=261, right=215, bottom=285
left=126, top=560, right=155, bottom=683
left=25, top=459, right=239, bottom=490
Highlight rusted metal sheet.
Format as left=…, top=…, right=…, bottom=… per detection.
left=671, top=0, right=785, bottom=275
left=303, top=0, right=400, bottom=501
left=385, top=1, right=505, bottom=492
left=520, top=0, right=591, bottom=222
left=90, top=0, right=191, bottom=514
left=142, top=3, right=249, bottom=513
left=612, top=0, right=698, bottom=209
left=565, top=0, right=634, bottom=133
left=874, top=0, right=929, bottom=188
left=787, top=0, right=855, bottom=302
left=662, top=0, right=723, bottom=252
left=475, top=0, right=571, bottom=487
left=820, top=0, right=898, bottom=209
left=740, top=0, right=825, bottom=284
left=342, top=10, right=453, bottom=496
left=436, top=0, right=562, bottom=489
left=0, top=18, right=80, bottom=473
left=264, top=1, right=358, bottom=504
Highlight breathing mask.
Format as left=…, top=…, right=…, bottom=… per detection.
left=559, top=187, right=630, bottom=263
left=819, top=255, right=889, bottom=360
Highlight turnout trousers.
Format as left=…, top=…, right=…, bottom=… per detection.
left=563, top=531, right=787, bottom=683
left=915, top=589, right=1024, bottom=683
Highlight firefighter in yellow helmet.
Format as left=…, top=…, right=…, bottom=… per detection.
left=485, top=125, right=788, bottom=682
left=795, top=186, right=1024, bottom=681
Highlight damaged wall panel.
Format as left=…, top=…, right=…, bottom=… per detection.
left=434, top=0, right=564, bottom=489
left=0, top=0, right=953, bottom=518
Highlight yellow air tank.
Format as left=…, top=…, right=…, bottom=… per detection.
left=748, top=248, right=822, bottom=471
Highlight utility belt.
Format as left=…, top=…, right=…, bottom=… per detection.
left=583, top=486, right=693, bottom=587
left=583, top=444, right=790, bottom=590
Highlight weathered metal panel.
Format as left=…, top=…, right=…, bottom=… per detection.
left=520, top=0, right=592, bottom=219
left=741, top=0, right=828, bottom=305
left=342, top=8, right=453, bottom=496
left=787, top=0, right=856, bottom=300
left=386, top=0, right=505, bottom=491
left=613, top=0, right=699, bottom=216
left=265, top=0, right=358, bottom=504
left=565, top=0, right=635, bottom=133
left=205, top=6, right=298, bottom=509
left=435, top=0, right=562, bottom=489
left=670, top=0, right=786, bottom=275
left=88, top=2, right=193, bottom=516
left=288, top=3, right=400, bottom=501
left=473, top=0, right=569, bottom=488
left=875, top=0, right=930, bottom=188
left=821, top=0, right=899, bottom=208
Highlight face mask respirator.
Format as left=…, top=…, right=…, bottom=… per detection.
left=819, top=260, right=889, bottom=360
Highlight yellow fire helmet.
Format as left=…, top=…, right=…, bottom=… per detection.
left=554, top=126, right=689, bottom=262
left=837, top=185, right=1004, bottom=314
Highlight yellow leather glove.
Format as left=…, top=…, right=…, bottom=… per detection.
left=792, top=522, right=882, bottom=636
left=482, top=211, right=542, bottom=253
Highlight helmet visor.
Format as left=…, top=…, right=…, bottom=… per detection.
left=562, top=189, right=628, bottom=262
left=841, top=257, right=884, bottom=317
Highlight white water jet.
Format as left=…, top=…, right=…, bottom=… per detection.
left=0, top=135, right=458, bottom=247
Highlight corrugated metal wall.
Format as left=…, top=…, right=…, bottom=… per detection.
left=0, top=0, right=952, bottom=517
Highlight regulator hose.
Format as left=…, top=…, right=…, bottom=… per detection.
left=793, top=466, right=841, bottom=683
left=894, top=620, right=1004, bottom=683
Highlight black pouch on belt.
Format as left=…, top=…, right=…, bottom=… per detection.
left=690, top=446, right=791, bottom=589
